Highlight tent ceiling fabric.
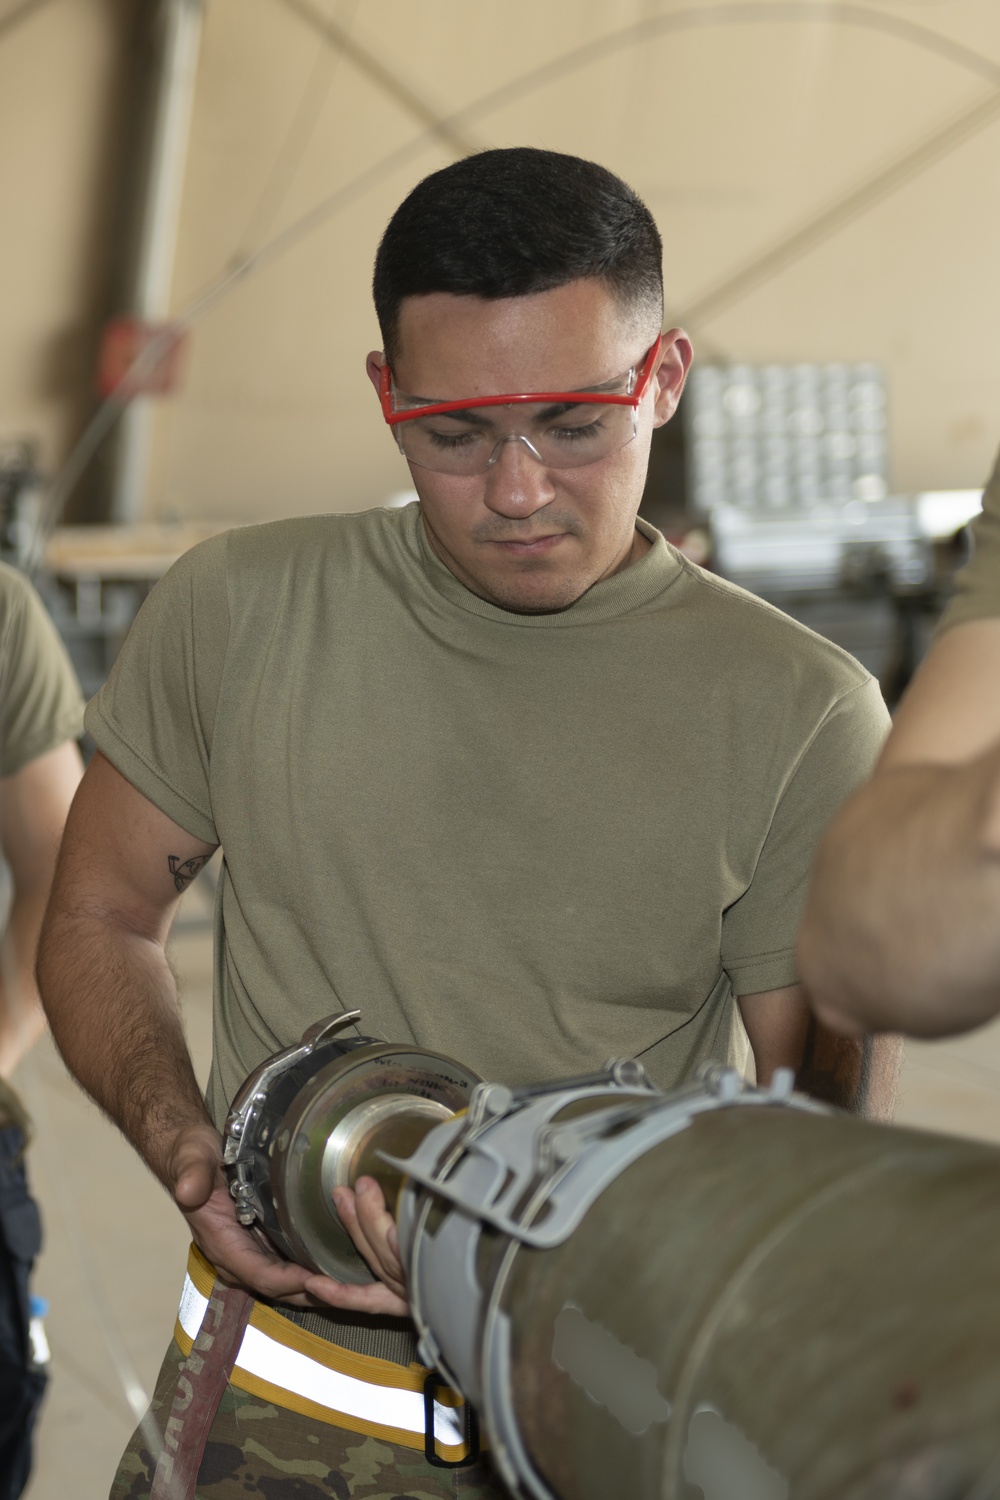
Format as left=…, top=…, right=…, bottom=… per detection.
left=3, top=0, right=1000, bottom=519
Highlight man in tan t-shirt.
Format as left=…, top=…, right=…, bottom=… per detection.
left=800, top=450, right=1000, bottom=1036
left=0, top=563, right=82, bottom=1498
left=38, top=149, right=899, bottom=1497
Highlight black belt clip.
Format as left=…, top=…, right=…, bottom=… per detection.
left=423, top=1370, right=481, bottom=1468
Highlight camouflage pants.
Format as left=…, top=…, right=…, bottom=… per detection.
left=111, top=1339, right=511, bottom=1500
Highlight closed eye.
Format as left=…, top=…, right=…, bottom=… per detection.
left=547, top=417, right=607, bottom=443
left=425, top=428, right=483, bottom=450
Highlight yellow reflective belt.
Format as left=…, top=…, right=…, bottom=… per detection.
left=175, top=1245, right=476, bottom=1461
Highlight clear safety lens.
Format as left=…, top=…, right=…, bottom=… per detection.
left=393, top=400, right=639, bottom=475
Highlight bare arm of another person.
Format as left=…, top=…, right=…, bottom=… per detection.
left=36, top=751, right=407, bottom=1314
left=0, top=740, right=82, bottom=1077
left=738, top=984, right=901, bottom=1120
left=798, top=619, right=1000, bottom=1037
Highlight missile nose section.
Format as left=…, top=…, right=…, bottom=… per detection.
left=222, top=1009, right=483, bottom=1283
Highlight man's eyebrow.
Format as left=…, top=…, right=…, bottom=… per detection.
left=414, top=405, right=493, bottom=427
left=536, top=401, right=584, bottom=419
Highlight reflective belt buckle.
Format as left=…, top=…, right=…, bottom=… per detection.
left=423, top=1371, right=480, bottom=1469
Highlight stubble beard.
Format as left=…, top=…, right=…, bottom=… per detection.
left=423, top=513, right=592, bottom=615
left=420, top=501, right=645, bottom=615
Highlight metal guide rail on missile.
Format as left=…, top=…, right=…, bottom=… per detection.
left=225, top=1011, right=1000, bottom=1500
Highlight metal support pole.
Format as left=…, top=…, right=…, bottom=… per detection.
left=106, top=0, right=205, bottom=525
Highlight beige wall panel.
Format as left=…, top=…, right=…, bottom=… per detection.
left=699, top=114, right=1000, bottom=493
left=0, top=0, right=124, bottom=473
left=4, top=0, right=1000, bottom=519
left=144, top=1, right=1000, bottom=523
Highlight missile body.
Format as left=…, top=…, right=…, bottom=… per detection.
left=396, top=1071, right=1000, bottom=1500
left=223, top=1019, right=1000, bottom=1499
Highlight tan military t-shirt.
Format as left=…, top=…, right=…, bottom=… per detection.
left=0, top=562, right=83, bottom=775
left=939, top=447, right=1000, bottom=629
left=87, top=505, right=888, bottom=1128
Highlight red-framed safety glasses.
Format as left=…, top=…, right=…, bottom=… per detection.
left=379, top=334, right=664, bottom=426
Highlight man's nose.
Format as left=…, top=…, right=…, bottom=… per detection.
left=482, top=435, right=555, bottom=518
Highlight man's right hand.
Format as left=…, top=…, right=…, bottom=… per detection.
left=167, top=1122, right=338, bottom=1305
left=166, top=1123, right=410, bottom=1312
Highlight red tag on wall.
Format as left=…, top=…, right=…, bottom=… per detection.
left=96, top=317, right=187, bottom=398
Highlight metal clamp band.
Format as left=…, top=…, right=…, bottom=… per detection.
left=391, top=1066, right=820, bottom=1253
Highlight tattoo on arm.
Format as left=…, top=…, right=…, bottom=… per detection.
left=168, top=853, right=211, bottom=893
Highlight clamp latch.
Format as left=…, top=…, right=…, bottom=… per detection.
left=423, top=1371, right=481, bottom=1469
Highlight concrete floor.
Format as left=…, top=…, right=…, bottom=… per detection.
left=17, top=899, right=1000, bottom=1499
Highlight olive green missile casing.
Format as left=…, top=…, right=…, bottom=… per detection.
left=504, top=1107, right=1000, bottom=1499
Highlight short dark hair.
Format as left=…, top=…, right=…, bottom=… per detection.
left=373, top=147, right=663, bottom=361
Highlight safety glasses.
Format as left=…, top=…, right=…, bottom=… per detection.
left=379, top=334, right=663, bottom=476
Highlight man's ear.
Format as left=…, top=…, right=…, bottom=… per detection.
left=651, top=329, right=693, bottom=428
left=365, top=351, right=384, bottom=395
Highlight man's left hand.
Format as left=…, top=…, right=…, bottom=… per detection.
left=318, top=1177, right=409, bottom=1317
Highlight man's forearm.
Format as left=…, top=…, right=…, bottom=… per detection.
left=794, top=1020, right=902, bottom=1121
left=0, top=888, right=50, bottom=1076
left=799, top=746, right=1000, bottom=1037
left=37, top=905, right=211, bottom=1184
left=739, top=984, right=900, bottom=1122
left=32, top=756, right=355, bottom=1307
left=0, top=740, right=84, bottom=1076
